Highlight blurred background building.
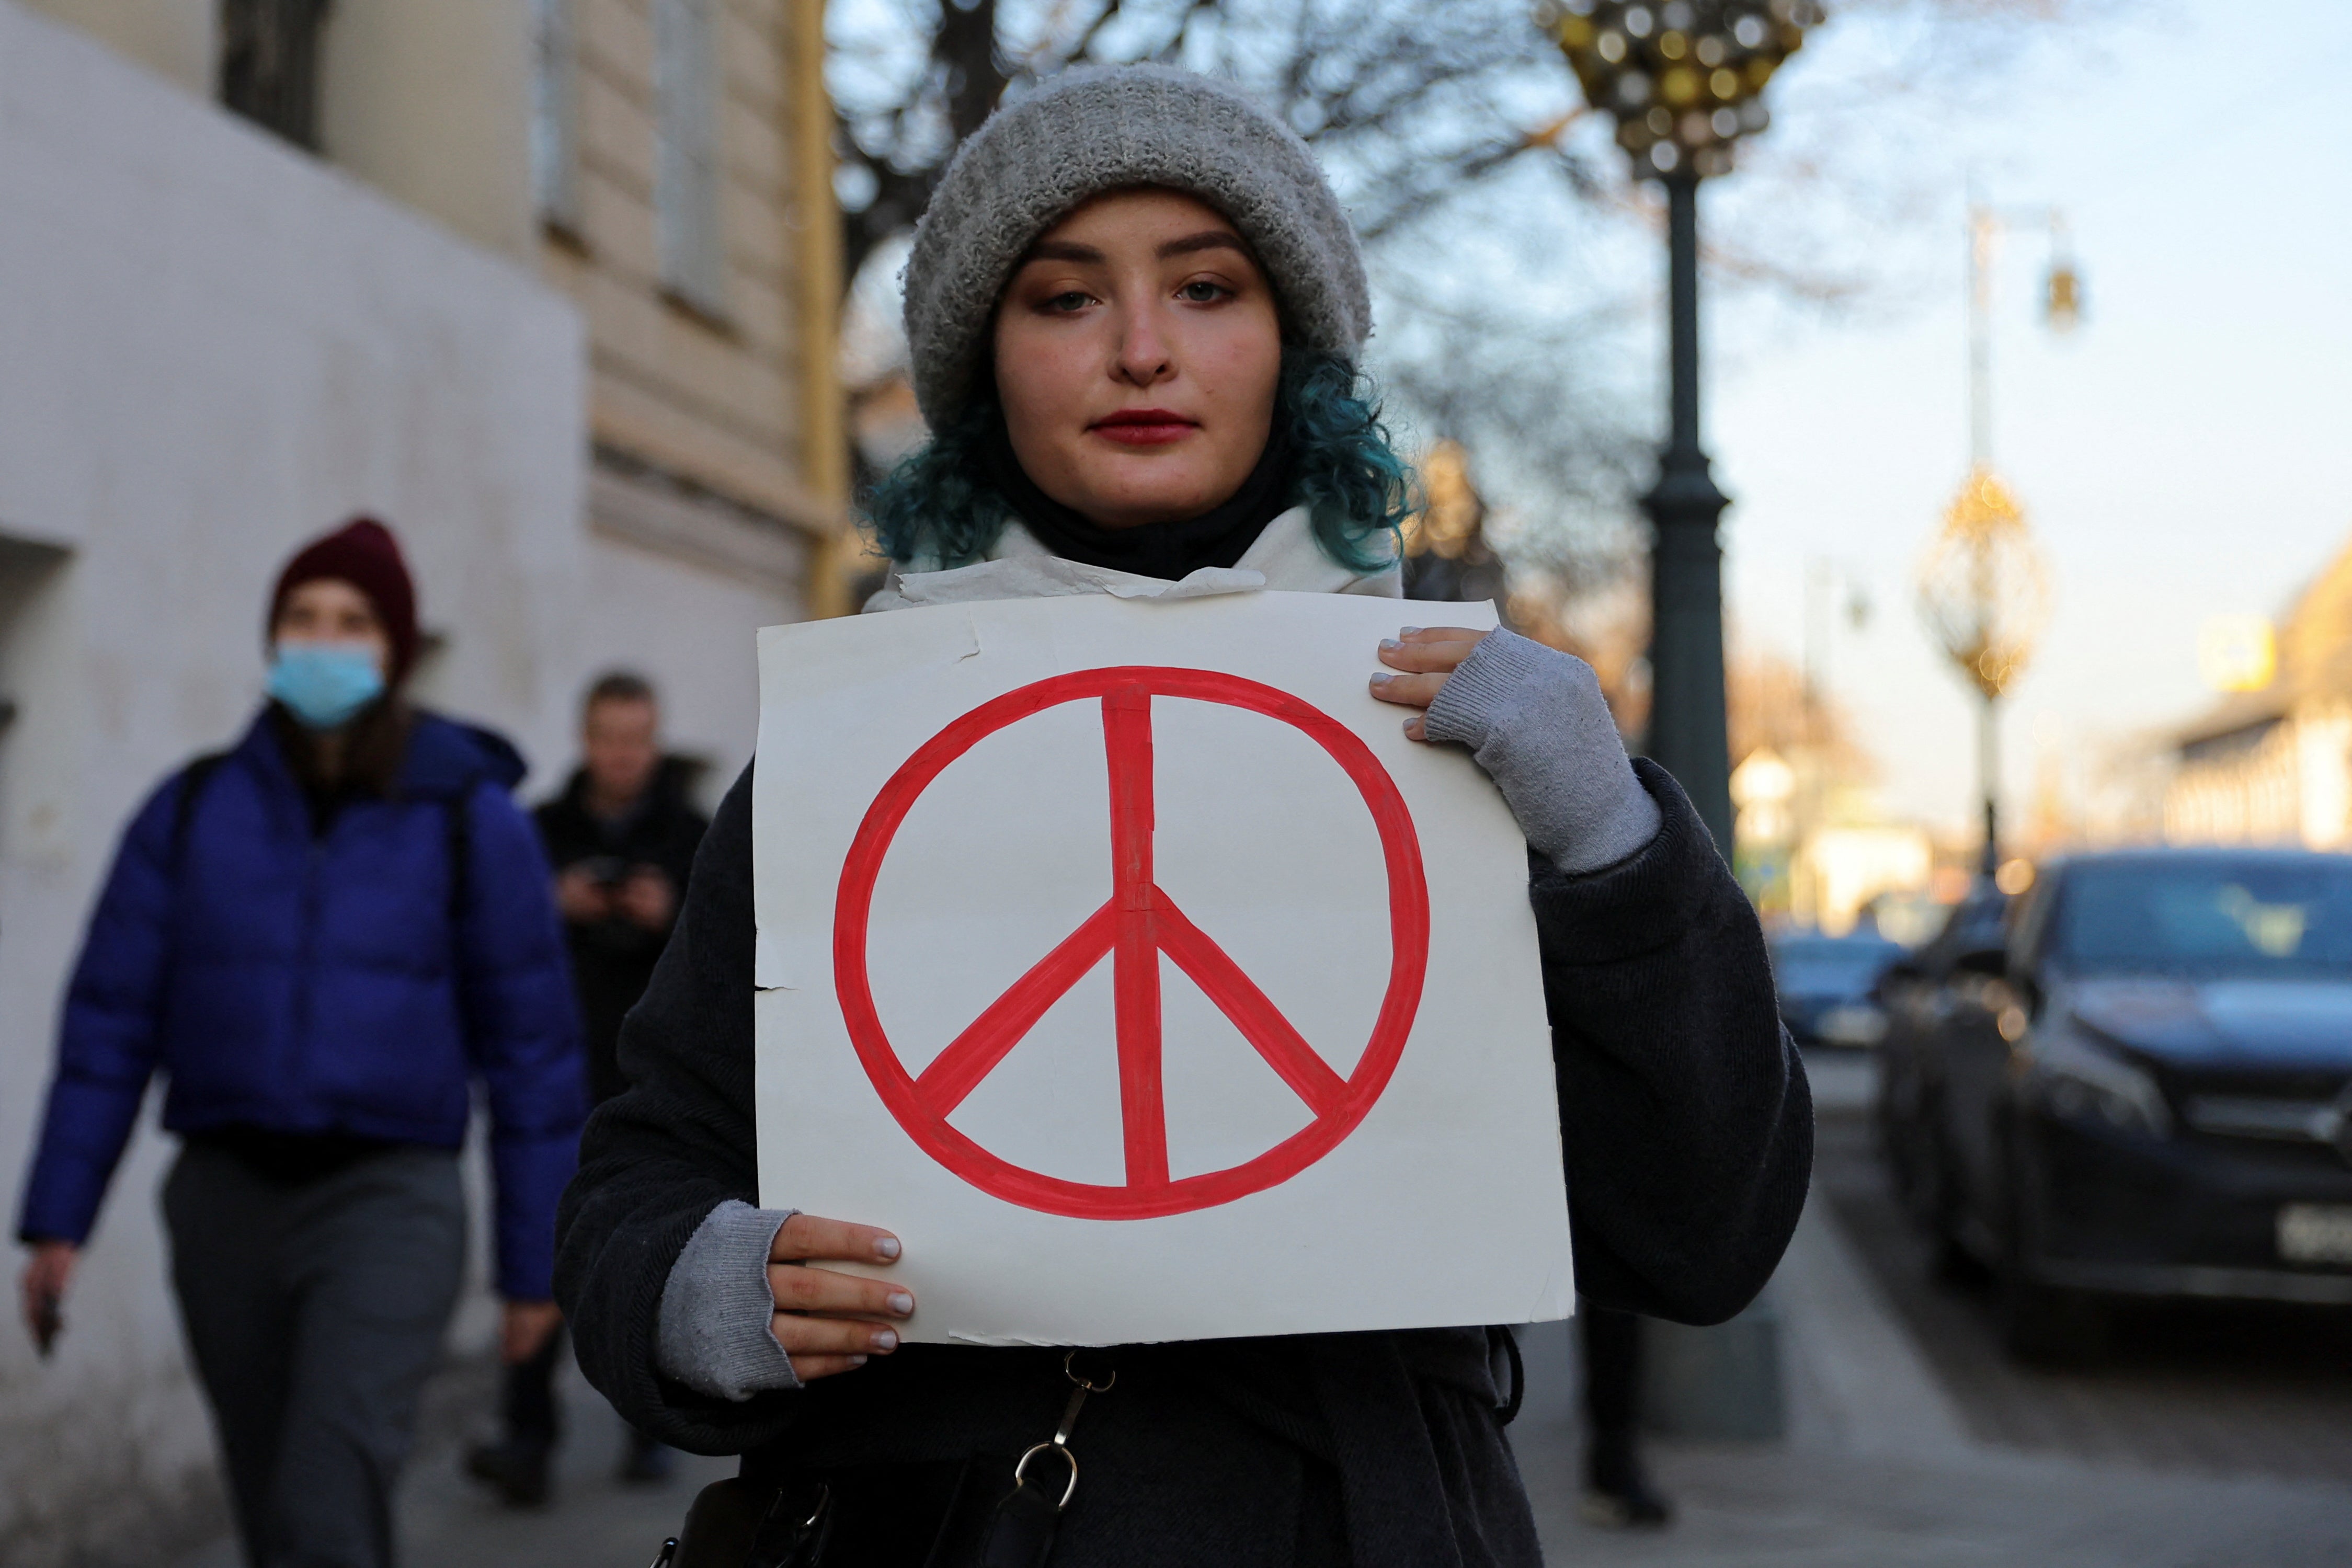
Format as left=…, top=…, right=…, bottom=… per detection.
left=2166, top=534, right=2352, bottom=851
left=1720, top=640, right=1936, bottom=938
left=0, top=4, right=842, bottom=1560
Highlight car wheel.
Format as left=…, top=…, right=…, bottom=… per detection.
left=1919, top=1133, right=1981, bottom=1284
left=1929, top=1223, right=1985, bottom=1287
left=1996, top=1132, right=2107, bottom=1365
left=1888, top=1089, right=1982, bottom=1282
left=1877, top=1071, right=1937, bottom=1224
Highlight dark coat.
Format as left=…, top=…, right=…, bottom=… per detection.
left=556, top=759, right=1810, bottom=1565
left=534, top=759, right=709, bottom=1104
left=18, top=709, right=587, bottom=1299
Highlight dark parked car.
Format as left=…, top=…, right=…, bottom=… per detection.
left=1877, top=851, right=2352, bottom=1359
left=1771, top=929, right=1907, bottom=1046
left=1875, top=883, right=2012, bottom=1252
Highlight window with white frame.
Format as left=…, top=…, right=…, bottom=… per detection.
left=531, top=0, right=584, bottom=233
left=654, top=0, right=726, bottom=317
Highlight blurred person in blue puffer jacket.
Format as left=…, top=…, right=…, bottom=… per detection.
left=14, top=517, right=587, bottom=1568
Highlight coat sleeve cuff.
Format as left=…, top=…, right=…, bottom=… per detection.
left=492, top=1127, right=579, bottom=1300
left=1422, top=630, right=1662, bottom=875
left=655, top=1199, right=802, bottom=1401
left=1527, top=759, right=1729, bottom=965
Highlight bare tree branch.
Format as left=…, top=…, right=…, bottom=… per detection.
left=826, top=0, right=2104, bottom=590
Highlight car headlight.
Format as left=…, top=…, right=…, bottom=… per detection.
left=2019, top=1027, right=2172, bottom=1138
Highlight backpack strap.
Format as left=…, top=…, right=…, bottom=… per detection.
left=443, top=784, right=473, bottom=928
left=168, top=751, right=231, bottom=871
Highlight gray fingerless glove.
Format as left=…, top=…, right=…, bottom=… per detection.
left=1421, top=630, right=1662, bottom=875
left=655, top=1199, right=801, bottom=1400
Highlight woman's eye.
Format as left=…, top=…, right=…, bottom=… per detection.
left=1178, top=280, right=1232, bottom=303
left=1042, top=291, right=1092, bottom=313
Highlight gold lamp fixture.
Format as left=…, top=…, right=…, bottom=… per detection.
left=1916, top=468, right=2050, bottom=705
left=1540, top=0, right=1824, bottom=178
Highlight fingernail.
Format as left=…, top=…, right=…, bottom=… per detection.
left=1400, top=626, right=1422, bottom=635
left=1402, top=718, right=1421, bottom=737
left=886, top=1291, right=914, bottom=1315
left=870, top=1327, right=899, bottom=1351
left=1370, top=671, right=1394, bottom=686
left=1379, top=638, right=1401, bottom=651
left=848, top=1354, right=869, bottom=1367
left=873, top=1237, right=901, bottom=1261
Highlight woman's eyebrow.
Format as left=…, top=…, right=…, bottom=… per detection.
left=1158, top=231, right=1249, bottom=260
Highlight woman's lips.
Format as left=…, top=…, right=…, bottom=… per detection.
left=1089, top=409, right=1198, bottom=447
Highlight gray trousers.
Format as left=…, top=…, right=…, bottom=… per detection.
left=164, top=1142, right=466, bottom=1568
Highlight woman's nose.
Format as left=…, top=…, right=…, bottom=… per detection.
left=1112, top=306, right=1173, bottom=386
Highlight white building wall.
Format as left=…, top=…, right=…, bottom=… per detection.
left=14, top=0, right=213, bottom=96
left=0, top=7, right=798, bottom=1559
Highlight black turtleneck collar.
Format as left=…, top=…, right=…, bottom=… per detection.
left=982, top=419, right=1295, bottom=581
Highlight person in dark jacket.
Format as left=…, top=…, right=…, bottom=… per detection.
left=556, top=67, right=1810, bottom=1568
left=15, top=518, right=586, bottom=1568
left=537, top=672, right=709, bottom=1105
left=467, top=672, right=707, bottom=1503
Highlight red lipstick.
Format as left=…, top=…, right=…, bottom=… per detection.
left=1089, top=408, right=1198, bottom=447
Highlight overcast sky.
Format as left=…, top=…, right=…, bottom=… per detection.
left=1704, top=0, right=2352, bottom=836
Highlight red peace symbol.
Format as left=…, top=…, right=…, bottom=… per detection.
left=834, top=666, right=1430, bottom=1220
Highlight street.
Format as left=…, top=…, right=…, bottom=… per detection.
left=1513, top=1054, right=2352, bottom=1566
left=1811, top=1090, right=2352, bottom=1482
left=163, top=1054, right=2352, bottom=1568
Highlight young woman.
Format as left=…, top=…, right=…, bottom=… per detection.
left=16, top=518, right=585, bottom=1568
left=558, top=67, right=1809, bottom=1568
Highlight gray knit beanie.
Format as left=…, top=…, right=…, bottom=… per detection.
left=901, top=65, right=1371, bottom=428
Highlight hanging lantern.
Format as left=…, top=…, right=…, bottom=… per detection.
left=1538, top=0, right=1825, bottom=179
left=1915, top=466, right=2052, bottom=701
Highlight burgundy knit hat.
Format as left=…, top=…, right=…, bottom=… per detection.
left=268, top=517, right=420, bottom=683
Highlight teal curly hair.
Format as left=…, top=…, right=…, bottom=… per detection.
left=865, top=349, right=1415, bottom=572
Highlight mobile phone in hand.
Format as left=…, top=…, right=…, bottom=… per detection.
left=31, top=1288, right=62, bottom=1358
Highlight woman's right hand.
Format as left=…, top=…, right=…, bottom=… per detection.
left=20, top=1240, right=75, bottom=1352
left=767, top=1214, right=914, bottom=1381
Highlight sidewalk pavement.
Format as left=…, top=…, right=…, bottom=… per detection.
left=174, top=1357, right=730, bottom=1568
left=1509, top=1053, right=2352, bottom=1565
left=176, top=1055, right=2352, bottom=1565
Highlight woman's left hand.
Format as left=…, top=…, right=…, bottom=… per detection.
left=1368, top=626, right=1491, bottom=739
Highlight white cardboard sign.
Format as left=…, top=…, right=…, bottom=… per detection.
left=753, top=590, right=1573, bottom=1346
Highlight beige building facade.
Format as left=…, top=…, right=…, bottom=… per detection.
left=0, top=5, right=843, bottom=1560
left=26, top=0, right=850, bottom=620
left=2167, top=535, right=2352, bottom=852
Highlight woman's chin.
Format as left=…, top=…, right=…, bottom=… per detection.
left=1064, top=468, right=1237, bottom=530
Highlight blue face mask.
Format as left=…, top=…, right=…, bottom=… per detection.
left=268, top=642, right=386, bottom=730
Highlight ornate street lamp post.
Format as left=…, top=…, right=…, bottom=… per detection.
left=1544, top=0, right=1823, bottom=852
left=1916, top=203, right=2069, bottom=878
left=1917, top=471, right=2049, bottom=878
